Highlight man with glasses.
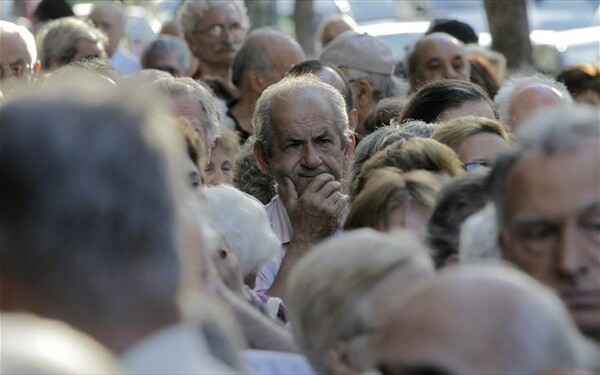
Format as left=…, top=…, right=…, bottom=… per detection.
left=0, top=21, right=40, bottom=91
left=178, top=0, right=249, bottom=99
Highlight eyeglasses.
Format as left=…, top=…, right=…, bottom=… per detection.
left=463, top=159, right=489, bottom=171
left=0, top=61, right=30, bottom=79
left=192, top=23, right=243, bottom=38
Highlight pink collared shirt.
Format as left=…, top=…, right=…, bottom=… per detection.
left=254, top=195, right=347, bottom=294
left=254, top=195, right=290, bottom=294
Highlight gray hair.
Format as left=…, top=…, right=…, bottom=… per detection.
left=0, top=83, right=184, bottom=326
left=494, top=74, right=572, bottom=127
left=204, top=185, right=279, bottom=278
left=488, top=104, right=600, bottom=233
left=459, top=203, right=502, bottom=263
left=150, top=76, right=221, bottom=147
left=383, top=264, right=598, bottom=372
left=178, top=0, right=249, bottom=36
left=141, top=35, right=192, bottom=74
left=345, top=67, right=397, bottom=101
left=288, top=228, right=434, bottom=373
left=231, top=28, right=276, bottom=88
left=36, top=17, right=107, bottom=70
left=0, top=20, right=37, bottom=64
left=349, top=121, right=436, bottom=196
left=252, top=74, right=351, bottom=157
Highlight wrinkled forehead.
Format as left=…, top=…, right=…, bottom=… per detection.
left=418, top=35, right=465, bottom=61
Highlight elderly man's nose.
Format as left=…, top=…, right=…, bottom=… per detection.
left=302, top=144, right=322, bottom=168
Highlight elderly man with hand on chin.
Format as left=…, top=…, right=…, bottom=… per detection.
left=252, top=75, right=354, bottom=303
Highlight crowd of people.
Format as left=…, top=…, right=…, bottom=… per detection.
left=1, top=0, right=599, bottom=374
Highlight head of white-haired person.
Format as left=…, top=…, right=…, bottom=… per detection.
left=0, top=20, right=40, bottom=88
left=150, top=76, right=221, bottom=152
left=287, top=228, right=434, bottom=374
left=377, top=264, right=600, bottom=374
left=204, top=184, right=279, bottom=287
left=458, top=203, right=502, bottom=263
left=494, top=73, right=572, bottom=131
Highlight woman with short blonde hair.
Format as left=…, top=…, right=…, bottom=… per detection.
left=345, top=168, right=441, bottom=236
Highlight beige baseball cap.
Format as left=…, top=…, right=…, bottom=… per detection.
left=319, top=30, right=395, bottom=76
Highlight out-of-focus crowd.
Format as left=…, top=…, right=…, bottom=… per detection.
left=1, top=1, right=599, bottom=374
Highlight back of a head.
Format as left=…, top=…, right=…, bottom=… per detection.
left=231, top=27, right=301, bottom=89
left=288, top=228, right=434, bottom=374
left=232, top=137, right=277, bottom=204
left=398, top=79, right=496, bottom=124
left=427, top=169, right=490, bottom=268
left=378, top=264, right=596, bottom=374
left=556, top=64, right=600, bottom=104
left=349, top=125, right=412, bottom=195
left=141, top=34, right=192, bottom=76
left=494, top=74, right=572, bottom=129
left=0, top=83, right=183, bottom=347
left=150, top=76, right=220, bottom=147
left=353, top=137, right=464, bottom=198
left=1, top=313, right=122, bottom=375
left=425, top=19, right=478, bottom=45
left=204, top=184, right=279, bottom=278
left=345, top=168, right=441, bottom=233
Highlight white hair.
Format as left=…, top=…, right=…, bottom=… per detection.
left=178, top=0, right=249, bottom=36
left=204, top=185, right=278, bottom=278
left=459, top=203, right=502, bottom=263
left=287, top=228, right=434, bottom=373
left=494, top=74, right=572, bottom=127
left=0, top=20, right=37, bottom=64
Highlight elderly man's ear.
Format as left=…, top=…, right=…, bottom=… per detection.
left=253, top=141, right=272, bottom=176
left=354, top=79, right=374, bottom=108
left=348, top=108, right=358, bottom=132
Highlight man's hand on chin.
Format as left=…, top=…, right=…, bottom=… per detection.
left=281, top=173, right=347, bottom=247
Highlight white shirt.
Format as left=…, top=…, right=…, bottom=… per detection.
left=121, top=323, right=237, bottom=374
left=111, top=47, right=141, bottom=75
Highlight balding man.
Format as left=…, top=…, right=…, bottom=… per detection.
left=253, top=75, right=354, bottom=302
left=141, top=35, right=192, bottom=77
left=88, top=1, right=140, bottom=75
left=489, top=105, right=600, bottom=344
left=378, top=264, right=598, bottom=374
left=495, top=74, right=572, bottom=131
left=405, top=32, right=470, bottom=92
left=225, top=28, right=305, bottom=143
left=0, top=21, right=40, bottom=89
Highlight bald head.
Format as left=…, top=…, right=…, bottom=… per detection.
left=378, top=264, right=597, bottom=374
left=509, top=84, right=568, bottom=132
left=88, top=2, right=126, bottom=57
left=232, top=28, right=305, bottom=93
left=407, top=32, right=470, bottom=91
